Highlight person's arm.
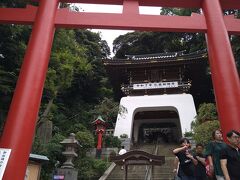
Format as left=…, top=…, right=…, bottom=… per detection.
left=196, top=156, right=206, bottom=166
left=173, top=157, right=179, bottom=175
left=207, top=155, right=213, bottom=166
left=205, top=142, right=214, bottom=173
left=186, top=154, right=198, bottom=165
left=173, top=146, right=187, bottom=154
left=220, top=159, right=230, bottom=180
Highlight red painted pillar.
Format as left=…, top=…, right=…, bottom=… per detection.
left=0, top=0, right=59, bottom=179
left=96, top=130, right=104, bottom=158
left=202, top=0, right=240, bottom=138
left=97, top=131, right=103, bottom=150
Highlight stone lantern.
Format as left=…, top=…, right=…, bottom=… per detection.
left=92, top=116, right=107, bottom=158
left=54, top=133, right=80, bottom=180
left=60, top=133, right=79, bottom=168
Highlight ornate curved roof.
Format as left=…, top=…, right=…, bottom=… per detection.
left=103, top=49, right=208, bottom=67
left=103, top=49, right=212, bottom=106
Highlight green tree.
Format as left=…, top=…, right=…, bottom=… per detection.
left=0, top=0, right=31, bottom=7
left=0, top=4, right=113, bottom=179
left=192, top=103, right=220, bottom=145
left=0, top=24, right=31, bottom=132
left=231, top=35, right=240, bottom=71
left=76, top=130, right=95, bottom=154
left=104, top=135, right=121, bottom=148
left=36, top=29, right=92, bottom=143
left=75, top=157, right=109, bottom=179
left=75, top=29, right=110, bottom=58
left=90, top=97, right=119, bottom=127
left=193, top=120, right=220, bottom=145
left=32, top=133, right=65, bottom=179
left=191, top=103, right=218, bottom=130
left=112, top=31, right=206, bottom=59
left=195, top=103, right=218, bottom=124
left=0, top=67, right=16, bottom=94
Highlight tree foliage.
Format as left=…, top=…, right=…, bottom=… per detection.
left=192, top=103, right=220, bottom=145
left=90, top=97, right=119, bottom=127
left=31, top=133, right=65, bottom=179
left=0, top=0, right=31, bottom=7
left=75, top=157, right=109, bottom=179
left=0, top=21, right=115, bottom=179
left=0, top=24, right=31, bottom=131
left=113, top=8, right=205, bottom=59
left=104, top=135, right=121, bottom=148
left=193, top=120, right=220, bottom=145
left=195, top=103, right=218, bottom=124
left=113, top=31, right=206, bottom=59
left=76, top=130, right=95, bottom=153
left=191, top=103, right=218, bottom=129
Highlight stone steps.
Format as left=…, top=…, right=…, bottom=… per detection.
left=106, top=143, right=177, bottom=180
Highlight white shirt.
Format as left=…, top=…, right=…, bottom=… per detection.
left=119, top=149, right=127, bottom=155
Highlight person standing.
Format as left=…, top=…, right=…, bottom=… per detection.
left=205, top=129, right=227, bottom=180
left=118, top=146, right=127, bottom=155
left=220, top=130, right=240, bottom=180
left=119, top=146, right=127, bottom=170
left=172, top=156, right=181, bottom=180
left=194, top=143, right=208, bottom=180
left=173, top=138, right=197, bottom=180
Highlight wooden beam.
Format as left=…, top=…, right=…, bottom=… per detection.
left=220, top=0, right=240, bottom=9
left=0, top=5, right=36, bottom=25
left=122, top=0, right=139, bottom=15
left=33, top=0, right=201, bottom=8
left=55, top=10, right=206, bottom=32
left=32, top=0, right=240, bottom=9
left=0, top=6, right=240, bottom=34
left=224, top=15, right=240, bottom=35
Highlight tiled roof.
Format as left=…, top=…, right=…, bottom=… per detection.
left=103, top=49, right=207, bottom=65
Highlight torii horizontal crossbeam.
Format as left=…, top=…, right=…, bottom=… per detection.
left=0, top=6, right=240, bottom=34
left=33, top=0, right=240, bottom=9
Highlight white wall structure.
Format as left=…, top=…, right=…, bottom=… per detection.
left=114, top=94, right=197, bottom=139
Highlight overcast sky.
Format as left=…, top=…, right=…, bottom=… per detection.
left=73, top=3, right=161, bottom=56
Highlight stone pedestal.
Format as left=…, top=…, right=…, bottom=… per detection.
left=54, top=168, right=78, bottom=180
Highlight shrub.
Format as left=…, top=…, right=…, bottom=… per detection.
left=104, top=135, right=121, bottom=148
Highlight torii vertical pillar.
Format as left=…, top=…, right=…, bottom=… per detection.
left=0, top=0, right=59, bottom=179
left=202, top=0, right=240, bottom=138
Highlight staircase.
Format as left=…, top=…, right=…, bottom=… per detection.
left=105, top=143, right=177, bottom=180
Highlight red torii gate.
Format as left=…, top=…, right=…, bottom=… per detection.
left=0, top=0, right=240, bottom=179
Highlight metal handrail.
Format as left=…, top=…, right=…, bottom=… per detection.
left=144, top=142, right=159, bottom=180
